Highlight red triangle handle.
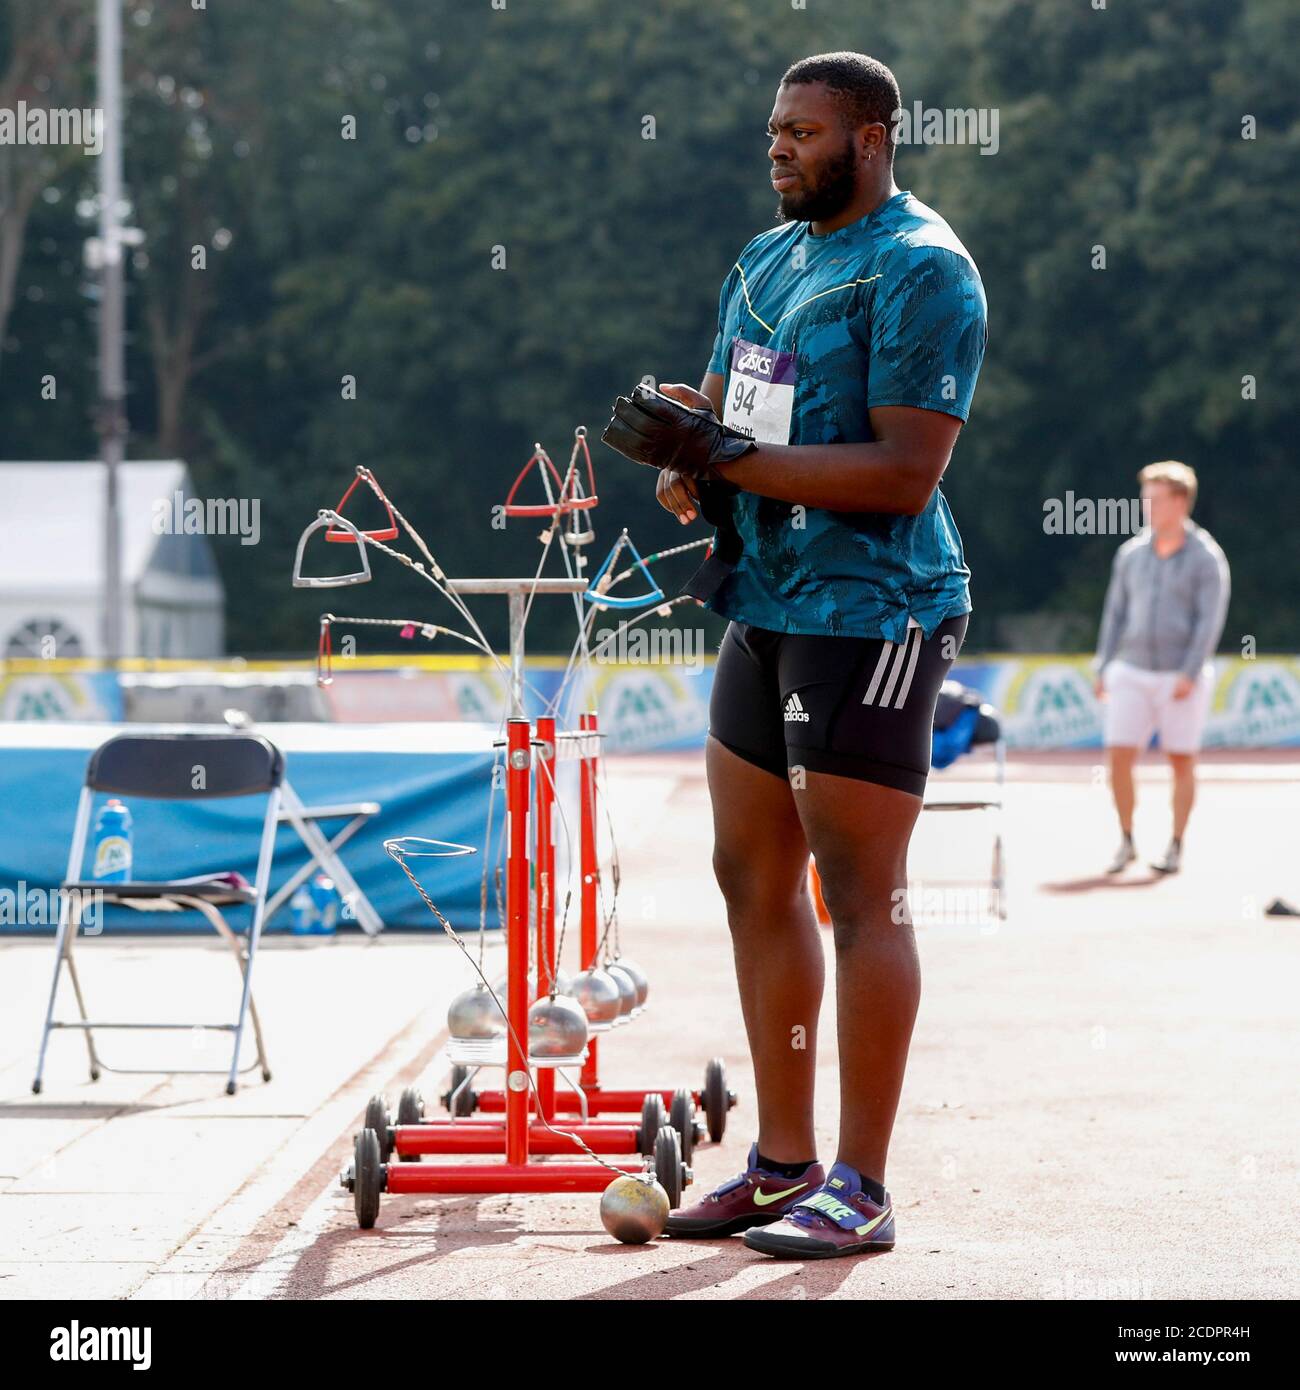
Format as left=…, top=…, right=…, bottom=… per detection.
left=325, top=474, right=399, bottom=542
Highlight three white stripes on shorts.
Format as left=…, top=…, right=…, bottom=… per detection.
left=862, top=628, right=923, bottom=710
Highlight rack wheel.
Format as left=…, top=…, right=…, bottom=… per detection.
left=443, top=1064, right=477, bottom=1117
left=91, top=1068, right=101, bottom=1082
left=396, top=1087, right=424, bottom=1162
left=225, top=1081, right=235, bottom=1096
left=262, top=1068, right=273, bottom=1083
left=703, top=1057, right=734, bottom=1143
left=31, top=1080, right=41, bottom=1095
left=353, top=1127, right=385, bottom=1229
left=638, top=1093, right=668, bottom=1155
left=364, top=1094, right=392, bottom=1162
left=669, top=1088, right=696, bottom=1164
left=654, top=1125, right=685, bottom=1209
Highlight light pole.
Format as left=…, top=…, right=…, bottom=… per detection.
left=94, top=0, right=125, bottom=662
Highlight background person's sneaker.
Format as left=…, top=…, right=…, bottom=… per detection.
left=1106, top=835, right=1137, bottom=874
left=743, top=1162, right=895, bottom=1259
left=665, top=1144, right=823, bottom=1238
left=1150, top=838, right=1182, bottom=874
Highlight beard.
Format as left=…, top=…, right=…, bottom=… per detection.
left=775, top=137, right=859, bottom=224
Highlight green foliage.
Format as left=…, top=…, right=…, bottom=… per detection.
left=1, top=0, right=1295, bottom=653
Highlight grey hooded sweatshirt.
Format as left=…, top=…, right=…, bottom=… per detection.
left=1095, top=522, right=1230, bottom=678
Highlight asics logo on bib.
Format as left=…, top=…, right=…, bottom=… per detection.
left=783, top=693, right=811, bottom=723
left=737, top=349, right=775, bottom=376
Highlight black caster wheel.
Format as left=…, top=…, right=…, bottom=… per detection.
left=638, top=1093, right=668, bottom=1155
left=703, top=1057, right=734, bottom=1143
left=225, top=1080, right=236, bottom=1096
left=262, top=1069, right=273, bottom=1083
left=396, top=1087, right=424, bottom=1162
left=352, top=1127, right=385, bottom=1229
left=364, top=1094, right=393, bottom=1162
left=91, top=1069, right=101, bottom=1083
left=654, top=1125, right=685, bottom=1209
left=31, top=1080, right=41, bottom=1095
left=443, top=1065, right=477, bottom=1117
left=669, top=1088, right=696, bottom=1165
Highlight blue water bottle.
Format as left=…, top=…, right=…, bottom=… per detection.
left=92, top=799, right=133, bottom=882
left=308, top=874, right=339, bottom=935
left=290, top=885, right=316, bottom=935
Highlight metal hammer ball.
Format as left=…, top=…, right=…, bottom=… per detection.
left=528, top=993, right=589, bottom=1058
left=611, top=957, right=649, bottom=1007
left=447, top=984, right=506, bottom=1040
left=600, top=1173, right=670, bottom=1244
left=605, top=964, right=637, bottom=1016
left=573, top=967, right=622, bottom=1024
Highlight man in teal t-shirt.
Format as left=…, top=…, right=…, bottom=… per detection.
left=703, top=188, right=985, bottom=640
left=614, top=53, right=987, bottom=1261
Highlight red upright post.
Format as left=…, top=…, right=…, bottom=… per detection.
left=534, top=715, right=557, bottom=1119
left=505, top=717, right=532, bottom=1166
left=579, top=710, right=600, bottom=1089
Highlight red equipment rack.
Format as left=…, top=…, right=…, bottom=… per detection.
left=344, top=717, right=717, bottom=1227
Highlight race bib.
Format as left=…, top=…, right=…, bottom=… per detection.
left=724, top=337, right=797, bottom=445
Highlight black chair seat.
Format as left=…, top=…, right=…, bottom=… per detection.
left=62, top=880, right=258, bottom=906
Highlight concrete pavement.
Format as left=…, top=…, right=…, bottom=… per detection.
left=2, top=751, right=1297, bottom=1300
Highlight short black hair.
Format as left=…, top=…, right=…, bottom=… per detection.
left=780, top=52, right=901, bottom=161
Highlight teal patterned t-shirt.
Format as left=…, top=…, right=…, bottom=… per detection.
left=704, top=190, right=987, bottom=641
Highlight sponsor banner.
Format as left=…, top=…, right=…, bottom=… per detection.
left=584, top=664, right=710, bottom=753
left=2, top=658, right=1297, bottom=749
left=0, top=670, right=120, bottom=722
left=1204, top=658, right=1300, bottom=748
left=990, top=658, right=1103, bottom=750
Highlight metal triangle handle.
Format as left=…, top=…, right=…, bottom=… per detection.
left=292, top=511, right=372, bottom=588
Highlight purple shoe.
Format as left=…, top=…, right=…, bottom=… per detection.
left=665, top=1144, right=824, bottom=1238
left=743, top=1162, right=895, bottom=1259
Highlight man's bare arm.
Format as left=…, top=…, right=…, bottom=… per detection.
left=699, top=371, right=725, bottom=418
left=714, top=405, right=963, bottom=516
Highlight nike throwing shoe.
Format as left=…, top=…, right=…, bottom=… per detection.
left=665, top=1144, right=824, bottom=1238
left=743, top=1162, right=895, bottom=1259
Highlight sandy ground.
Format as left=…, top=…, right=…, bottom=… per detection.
left=2, top=750, right=1297, bottom=1301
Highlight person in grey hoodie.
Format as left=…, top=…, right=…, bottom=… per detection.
left=1094, top=461, right=1230, bottom=875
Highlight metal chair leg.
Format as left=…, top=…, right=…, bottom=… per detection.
left=33, top=900, right=72, bottom=1094
left=62, top=916, right=104, bottom=1081
left=183, top=895, right=272, bottom=1092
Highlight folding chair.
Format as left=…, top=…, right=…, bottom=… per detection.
left=808, top=681, right=1006, bottom=926
left=222, top=708, right=384, bottom=935
left=921, top=681, right=1006, bottom=924
left=32, top=732, right=284, bottom=1096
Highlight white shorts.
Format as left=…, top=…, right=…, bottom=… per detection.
left=1102, top=659, right=1215, bottom=754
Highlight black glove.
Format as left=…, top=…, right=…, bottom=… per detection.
left=601, top=384, right=756, bottom=483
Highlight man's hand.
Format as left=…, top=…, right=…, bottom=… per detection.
left=1094, top=675, right=1106, bottom=701
left=601, top=382, right=756, bottom=480
left=659, top=382, right=714, bottom=412
left=657, top=468, right=700, bottom=525
left=1172, top=675, right=1196, bottom=701
left=656, top=386, right=711, bottom=522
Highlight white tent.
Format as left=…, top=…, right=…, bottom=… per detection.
left=0, top=460, right=225, bottom=659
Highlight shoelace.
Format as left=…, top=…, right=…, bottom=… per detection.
left=708, top=1173, right=753, bottom=1202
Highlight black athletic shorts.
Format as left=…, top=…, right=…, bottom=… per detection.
left=709, top=613, right=969, bottom=797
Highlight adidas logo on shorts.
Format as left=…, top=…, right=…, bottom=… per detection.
left=783, top=692, right=811, bottom=723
